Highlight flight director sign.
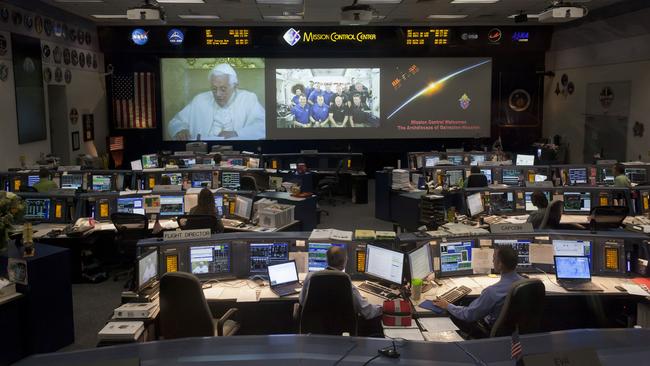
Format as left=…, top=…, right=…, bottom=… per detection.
left=283, top=28, right=377, bottom=46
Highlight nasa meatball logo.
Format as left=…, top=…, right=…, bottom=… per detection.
left=167, top=28, right=184, bottom=45
left=283, top=28, right=301, bottom=46
left=131, top=28, right=149, bottom=46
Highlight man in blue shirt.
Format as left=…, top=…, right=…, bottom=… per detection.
left=308, top=82, right=323, bottom=105
left=290, top=84, right=304, bottom=106
left=291, top=95, right=311, bottom=127
left=310, top=95, right=329, bottom=127
left=433, top=246, right=523, bottom=338
left=304, top=81, right=314, bottom=100
left=322, top=82, right=334, bottom=106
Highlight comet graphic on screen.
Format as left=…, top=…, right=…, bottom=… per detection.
left=386, top=59, right=491, bottom=119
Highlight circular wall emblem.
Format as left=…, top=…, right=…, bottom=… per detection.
left=44, top=18, right=52, bottom=36
left=71, top=49, right=78, bottom=65
left=63, top=48, right=70, bottom=65
left=0, top=35, right=7, bottom=56
left=24, top=15, right=33, bottom=30
left=508, top=89, right=531, bottom=112
left=53, top=46, right=62, bottom=63
left=131, top=28, right=149, bottom=45
left=0, top=64, right=8, bottom=82
left=167, top=28, right=184, bottom=45
left=567, top=82, right=575, bottom=95
left=85, top=32, right=91, bottom=45
left=42, top=44, right=50, bottom=58
left=69, top=108, right=79, bottom=124
left=488, top=28, right=502, bottom=43
left=78, top=29, right=85, bottom=45
left=69, top=28, right=76, bottom=42
left=54, top=67, right=62, bottom=83
left=35, top=16, right=43, bottom=33
left=43, top=67, right=52, bottom=83
left=64, top=69, right=71, bottom=84
left=86, top=53, right=92, bottom=66
left=12, top=11, right=22, bottom=26
left=79, top=52, right=85, bottom=67
left=54, top=22, right=62, bottom=37
left=0, top=8, right=8, bottom=22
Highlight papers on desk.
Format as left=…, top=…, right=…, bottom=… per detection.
left=418, top=317, right=459, bottom=333
left=237, top=287, right=260, bottom=302
left=383, top=327, right=425, bottom=341
left=471, top=248, right=494, bottom=274
left=501, top=215, right=529, bottom=224
left=622, top=284, right=650, bottom=296
left=422, top=330, right=464, bottom=342
left=203, top=287, right=225, bottom=299
left=529, top=244, right=554, bottom=264
left=308, top=228, right=353, bottom=241
left=560, top=215, right=590, bottom=225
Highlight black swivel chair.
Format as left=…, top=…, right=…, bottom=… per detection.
left=110, top=213, right=149, bottom=282
left=539, top=200, right=563, bottom=230
left=240, top=176, right=259, bottom=192
left=489, top=279, right=546, bottom=338
left=466, top=174, right=488, bottom=188
left=297, top=271, right=357, bottom=336
left=159, top=272, right=239, bottom=339
left=317, top=159, right=344, bottom=206
left=19, top=186, right=38, bottom=192
left=177, top=214, right=224, bottom=234
left=588, top=206, right=628, bottom=231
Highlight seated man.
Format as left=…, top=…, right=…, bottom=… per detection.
left=526, top=191, right=548, bottom=229
left=299, top=246, right=383, bottom=336
left=465, top=166, right=488, bottom=188
left=433, top=246, right=522, bottom=338
left=33, top=168, right=58, bottom=193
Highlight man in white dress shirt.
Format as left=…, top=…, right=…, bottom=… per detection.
left=167, top=63, right=265, bottom=140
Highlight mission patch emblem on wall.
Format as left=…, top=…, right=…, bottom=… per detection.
left=283, top=28, right=301, bottom=46
left=0, top=34, right=7, bottom=56
left=508, top=89, right=531, bottom=112
left=55, top=67, right=62, bottom=83
left=131, top=28, right=149, bottom=45
left=64, top=69, right=71, bottom=84
left=487, top=28, right=502, bottom=44
left=168, top=28, right=184, bottom=45
left=0, top=63, right=8, bottom=82
left=53, top=46, right=61, bottom=63
left=0, top=8, right=8, bottom=22
left=459, top=94, right=471, bottom=110
left=43, top=67, right=52, bottom=83
left=63, top=48, right=70, bottom=65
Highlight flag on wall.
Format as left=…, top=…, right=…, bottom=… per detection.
left=112, top=72, right=156, bottom=129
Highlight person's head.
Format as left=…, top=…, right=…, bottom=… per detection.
left=316, top=95, right=325, bottom=106
left=470, top=166, right=480, bottom=174
left=309, top=80, right=314, bottom=86
left=614, top=164, right=625, bottom=176
left=298, top=95, right=307, bottom=107
left=39, top=168, right=50, bottom=179
left=336, top=84, right=343, bottom=93
left=530, top=191, right=548, bottom=209
left=291, top=84, right=303, bottom=96
left=326, top=246, right=347, bottom=270
left=355, top=82, right=364, bottom=92
left=352, top=94, right=361, bottom=106
left=334, top=96, right=343, bottom=107
left=314, top=82, right=321, bottom=90
left=196, top=188, right=216, bottom=216
left=324, top=82, right=332, bottom=91
left=494, top=246, right=518, bottom=274
left=160, top=175, right=172, bottom=185
left=209, top=63, right=238, bottom=107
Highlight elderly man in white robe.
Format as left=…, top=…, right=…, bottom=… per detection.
left=168, top=63, right=265, bottom=140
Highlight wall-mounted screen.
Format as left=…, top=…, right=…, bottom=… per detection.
left=161, top=58, right=266, bottom=141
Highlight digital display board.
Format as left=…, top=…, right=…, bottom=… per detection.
left=204, top=28, right=250, bottom=46
left=405, top=28, right=450, bottom=46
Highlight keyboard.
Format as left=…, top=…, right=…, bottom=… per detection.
left=272, top=283, right=302, bottom=297
left=221, top=218, right=245, bottom=227
left=558, top=280, right=603, bottom=292
left=438, top=285, right=472, bottom=303
left=358, top=281, right=399, bottom=300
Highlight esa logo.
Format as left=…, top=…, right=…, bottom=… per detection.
left=131, top=28, right=149, bottom=46
left=167, top=28, right=184, bottom=45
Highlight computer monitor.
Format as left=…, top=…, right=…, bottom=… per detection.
left=600, top=168, right=614, bottom=184
left=534, top=174, right=548, bottom=182
left=447, top=155, right=463, bottom=166
left=447, top=170, right=464, bottom=186
left=553, top=240, right=592, bottom=261
left=117, top=197, right=145, bottom=215
left=92, top=175, right=112, bottom=191
left=24, top=198, right=51, bottom=220
left=233, top=195, right=253, bottom=220
left=470, top=154, right=485, bottom=166
left=489, top=192, right=515, bottom=212
left=159, top=196, right=184, bottom=217
left=141, top=154, right=158, bottom=169
left=268, top=261, right=299, bottom=286
left=555, top=256, right=591, bottom=280
left=493, top=239, right=531, bottom=268
left=137, top=249, right=158, bottom=290
left=307, top=243, right=346, bottom=272
left=440, top=240, right=473, bottom=275
left=408, top=244, right=434, bottom=280
left=214, top=194, right=224, bottom=217
left=227, top=158, right=244, bottom=166
left=190, top=172, right=211, bottom=188
left=181, top=158, right=196, bottom=167
left=502, top=169, right=521, bottom=185
left=625, top=168, right=647, bottom=184
left=524, top=191, right=551, bottom=211
left=516, top=154, right=535, bottom=166
left=563, top=192, right=591, bottom=213
left=27, top=175, right=40, bottom=187
left=190, top=244, right=231, bottom=275
left=162, top=173, right=183, bottom=185
left=424, top=156, right=439, bottom=167
left=61, top=174, right=83, bottom=189
left=221, top=171, right=241, bottom=190
left=249, top=242, right=290, bottom=273
left=480, top=169, right=493, bottom=184
left=568, top=168, right=588, bottom=185
left=467, top=192, right=484, bottom=217
left=365, top=244, right=404, bottom=285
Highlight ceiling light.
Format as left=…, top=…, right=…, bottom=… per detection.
left=450, top=0, right=499, bottom=3
left=91, top=14, right=128, bottom=19
left=263, top=15, right=303, bottom=20
left=178, top=14, right=220, bottom=19
left=256, top=0, right=303, bottom=4
left=357, top=0, right=402, bottom=4
left=427, top=14, right=468, bottom=19
left=157, top=0, right=205, bottom=3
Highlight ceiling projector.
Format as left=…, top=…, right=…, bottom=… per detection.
left=538, top=6, right=586, bottom=23
left=127, top=0, right=166, bottom=21
left=340, top=2, right=374, bottom=25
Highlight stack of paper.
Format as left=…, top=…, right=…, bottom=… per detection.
left=98, top=321, right=145, bottom=342
left=0, top=278, right=16, bottom=298
left=113, top=301, right=159, bottom=319
left=376, top=231, right=397, bottom=240
left=308, top=229, right=354, bottom=241
left=354, top=229, right=376, bottom=240
left=391, top=169, right=411, bottom=190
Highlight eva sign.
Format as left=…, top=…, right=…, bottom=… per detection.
left=163, top=228, right=212, bottom=242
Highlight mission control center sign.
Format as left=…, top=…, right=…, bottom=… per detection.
left=283, top=28, right=378, bottom=46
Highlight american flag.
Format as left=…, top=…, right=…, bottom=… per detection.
left=109, top=136, right=124, bottom=151
left=112, top=72, right=156, bottom=129
left=511, top=328, right=524, bottom=364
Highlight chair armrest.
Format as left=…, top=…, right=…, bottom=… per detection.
left=217, top=308, right=239, bottom=336
left=292, top=303, right=300, bottom=321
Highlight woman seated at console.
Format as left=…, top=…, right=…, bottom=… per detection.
left=189, top=188, right=224, bottom=233
left=526, top=191, right=548, bottom=229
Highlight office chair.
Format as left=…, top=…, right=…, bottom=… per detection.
left=159, top=272, right=239, bottom=339
left=466, top=174, right=488, bottom=188
left=539, top=200, right=563, bottom=230
left=297, top=271, right=357, bottom=336
left=240, top=175, right=259, bottom=192
left=110, top=213, right=149, bottom=283
left=19, top=186, right=38, bottom=192
left=489, top=279, right=546, bottom=338
left=177, top=214, right=224, bottom=234
left=589, top=206, right=628, bottom=230
left=317, top=159, right=344, bottom=206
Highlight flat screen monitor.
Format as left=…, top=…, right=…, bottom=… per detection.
left=467, top=192, right=484, bottom=217
left=249, top=242, right=290, bottom=273
left=408, top=244, right=433, bottom=280
left=214, top=194, right=224, bottom=217
left=365, top=244, right=404, bottom=285
left=525, top=191, right=551, bottom=212
left=568, top=168, right=588, bottom=185
left=307, top=243, right=345, bottom=272
left=190, top=244, right=231, bottom=275
left=502, top=169, right=521, bottom=185
left=24, top=198, right=51, bottom=220
left=516, top=154, right=535, bottom=166
left=289, top=163, right=298, bottom=170
left=227, top=158, right=244, bottom=166
left=221, top=172, right=241, bottom=190
left=555, top=256, right=591, bottom=280
left=268, top=261, right=298, bottom=286
left=440, top=240, right=473, bottom=274
left=142, top=154, right=158, bottom=169
left=162, top=173, right=183, bottom=185
left=447, top=170, right=464, bottom=186
left=600, top=168, right=614, bottom=184
left=425, top=156, right=439, bottom=168
left=27, top=175, right=40, bottom=187
left=191, top=172, right=212, bottom=188
left=117, top=197, right=145, bottom=215
left=553, top=240, right=592, bottom=262
left=447, top=155, right=463, bottom=166
left=493, top=239, right=531, bottom=267
left=470, top=154, right=485, bottom=166
left=625, top=168, right=647, bottom=184
left=159, top=196, right=184, bottom=217
left=61, top=174, right=83, bottom=189
left=181, top=158, right=196, bottom=167
left=137, top=250, right=158, bottom=290
left=92, top=175, right=112, bottom=191
left=480, top=168, right=493, bottom=184
left=489, top=192, right=515, bottom=212
left=563, top=192, right=591, bottom=213
left=534, top=174, right=548, bottom=182
left=234, top=195, right=253, bottom=220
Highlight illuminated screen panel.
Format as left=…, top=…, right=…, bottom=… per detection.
left=405, top=28, right=450, bottom=46
left=204, top=28, right=251, bottom=47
